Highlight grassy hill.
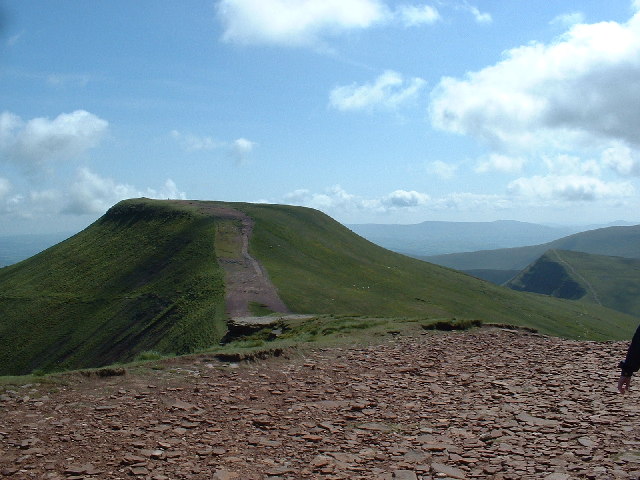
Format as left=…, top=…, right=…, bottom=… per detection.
left=0, top=199, right=637, bottom=375
left=423, top=224, right=640, bottom=273
left=507, top=249, right=640, bottom=317
left=0, top=200, right=228, bottom=375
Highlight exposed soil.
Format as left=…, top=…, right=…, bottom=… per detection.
left=1, top=328, right=639, bottom=480
left=173, top=201, right=289, bottom=319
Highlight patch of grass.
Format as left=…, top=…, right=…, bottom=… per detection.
left=134, top=351, right=166, bottom=362
left=249, top=302, right=275, bottom=316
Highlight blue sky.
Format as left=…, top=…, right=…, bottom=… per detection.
left=1, top=1, right=640, bottom=234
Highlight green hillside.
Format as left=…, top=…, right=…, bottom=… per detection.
left=228, top=202, right=636, bottom=339
left=423, top=224, right=640, bottom=272
left=0, top=200, right=228, bottom=375
left=507, top=249, right=640, bottom=317
left=0, top=199, right=637, bottom=375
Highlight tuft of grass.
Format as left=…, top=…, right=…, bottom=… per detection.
left=134, top=351, right=166, bottom=362
left=249, top=302, right=276, bottom=316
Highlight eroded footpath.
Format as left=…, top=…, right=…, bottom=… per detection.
left=1, top=328, right=640, bottom=480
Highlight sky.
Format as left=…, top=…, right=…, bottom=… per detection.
left=2, top=1, right=640, bottom=234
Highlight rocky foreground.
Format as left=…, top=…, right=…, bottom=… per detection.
left=1, top=328, right=640, bottom=480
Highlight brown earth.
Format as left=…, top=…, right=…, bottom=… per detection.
left=173, top=201, right=289, bottom=318
left=2, top=328, right=640, bottom=480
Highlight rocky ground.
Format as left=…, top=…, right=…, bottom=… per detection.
left=1, top=328, right=640, bottom=480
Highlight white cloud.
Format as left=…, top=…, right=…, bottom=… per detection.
left=64, top=168, right=186, bottom=215
left=543, top=153, right=601, bottom=176
left=46, top=73, right=91, bottom=88
left=0, top=178, right=11, bottom=198
left=217, top=0, right=388, bottom=46
left=397, top=4, right=440, bottom=27
left=330, top=70, right=426, bottom=111
left=507, top=174, right=634, bottom=202
left=461, top=2, right=491, bottom=24
left=431, top=192, right=510, bottom=211
left=602, top=143, right=640, bottom=176
left=427, top=160, right=457, bottom=179
left=284, top=185, right=370, bottom=210
left=550, top=12, right=585, bottom=28
left=231, top=137, right=256, bottom=164
left=430, top=12, right=640, bottom=153
left=171, top=130, right=223, bottom=152
left=475, top=154, right=525, bottom=173
left=216, top=0, right=445, bottom=47
left=383, top=189, right=430, bottom=207
left=0, top=110, right=108, bottom=171
left=6, top=31, right=24, bottom=47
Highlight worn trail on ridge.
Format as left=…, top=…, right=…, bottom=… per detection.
left=1, top=328, right=640, bottom=479
left=180, top=201, right=289, bottom=319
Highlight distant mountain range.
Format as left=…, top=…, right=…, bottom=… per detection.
left=348, top=220, right=603, bottom=257
left=423, top=224, right=640, bottom=273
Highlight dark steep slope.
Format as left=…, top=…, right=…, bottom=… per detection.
left=507, top=251, right=586, bottom=300
left=506, top=249, right=640, bottom=318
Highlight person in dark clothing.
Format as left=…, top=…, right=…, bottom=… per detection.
left=619, top=324, right=640, bottom=393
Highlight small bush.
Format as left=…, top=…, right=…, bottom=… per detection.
left=422, top=318, right=483, bottom=331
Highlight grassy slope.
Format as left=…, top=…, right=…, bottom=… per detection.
left=424, top=224, right=640, bottom=271
left=0, top=199, right=227, bottom=375
left=225, top=202, right=636, bottom=341
left=508, top=249, right=640, bottom=318
left=1, top=199, right=637, bottom=376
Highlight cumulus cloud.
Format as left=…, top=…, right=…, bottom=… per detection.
left=602, top=143, right=640, bottom=176
left=430, top=11, right=640, bottom=155
left=217, top=0, right=388, bottom=46
left=382, top=189, right=430, bottom=207
left=64, top=168, right=186, bottom=215
left=217, top=0, right=446, bottom=47
left=427, top=160, right=457, bottom=179
left=284, top=185, right=370, bottom=210
left=231, top=137, right=256, bottom=164
left=507, top=175, right=634, bottom=202
left=171, top=130, right=223, bottom=152
left=330, top=70, right=426, bottom=111
left=475, top=154, right=525, bottom=174
left=397, top=4, right=440, bottom=27
left=0, top=110, right=108, bottom=171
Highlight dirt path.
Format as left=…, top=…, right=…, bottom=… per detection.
left=1, top=328, right=638, bottom=479
left=175, top=201, right=289, bottom=318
